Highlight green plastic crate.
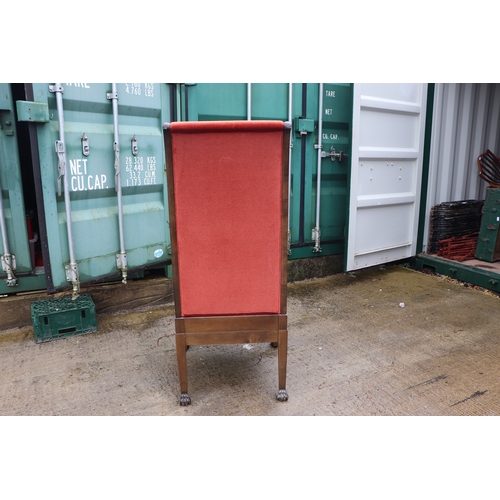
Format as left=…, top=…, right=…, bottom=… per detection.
left=31, top=293, right=98, bottom=343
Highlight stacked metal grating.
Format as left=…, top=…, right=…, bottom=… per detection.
left=428, top=200, right=484, bottom=255
left=437, top=232, right=479, bottom=262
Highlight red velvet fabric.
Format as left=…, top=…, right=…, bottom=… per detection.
left=170, top=121, right=285, bottom=317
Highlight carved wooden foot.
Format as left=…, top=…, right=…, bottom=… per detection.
left=276, top=389, right=288, bottom=402
left=179, top=393, right=191, bottom=406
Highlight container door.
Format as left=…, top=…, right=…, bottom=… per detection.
left=346, top=83, right=428, bottom=271
left=178, top=83, right=353, bottom=260
left=0, top=84, right=34, bottom=294
left=311, top=83, right=352, bottom=255
left=29, top=83, right=171, bottom=292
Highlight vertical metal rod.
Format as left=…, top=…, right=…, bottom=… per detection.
left=0, top=175, right=17, bottom=286
left=287, top=83, right=293, bottom=254
left=247, top=83, right=252, bottom=120
left=52, top=83, right=79, bottom=296
left=176, top=84, right=182, bottom=121
left=0, top=179, right=9, bottom=254
left=298, top=84, right=307, bottom=245
left=109, top=83, right=127, bottom=284
left=313, top=83, right=324, bottom=252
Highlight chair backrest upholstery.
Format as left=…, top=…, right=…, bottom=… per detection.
left=165, top=121, right=288, bottom=317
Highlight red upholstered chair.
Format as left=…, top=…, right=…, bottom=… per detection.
left=163, top=120, right=291, bottom=405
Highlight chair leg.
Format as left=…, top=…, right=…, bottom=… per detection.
left=175, top=333, right=191, bottom=405
left=276, top=329, right=288, bottom=402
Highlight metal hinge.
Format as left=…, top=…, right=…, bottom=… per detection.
left=116, top=252, right=128, bottom=284
left=65, top=263, right=80, bottom=299
left=312, top=227, right=322, bottom=253
left=49, top=84, right=64, bottom=94
left=16, top=101, right=50, bottom=123
left=1, top=254, right=17, bottom=286
left=55, top=140, right=66, bottom=196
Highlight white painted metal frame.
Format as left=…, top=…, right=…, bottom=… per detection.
left=346, top=84, right=428, bottom=271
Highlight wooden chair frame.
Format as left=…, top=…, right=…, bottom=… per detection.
left=163, top=121, right=291, bottom=406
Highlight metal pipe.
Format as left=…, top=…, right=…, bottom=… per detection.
left=287, top=83, right=293, bottom=254
left=0, top=180, right=9, bottom=253
left=298, top=84, right=307, bottom=245
left=313, top=83, right=324, bottom=252
left=108, top=83, right=127, bottom=284
left=176, top=84, right=182, bottom=121
left=247, top=83, right=251, bottom=120
left=51, top=83, right=79, bottom=297
left=0, top=176, right=17, bottom=286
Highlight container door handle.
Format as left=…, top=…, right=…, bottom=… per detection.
left=321, top=146, right=348, bottom=162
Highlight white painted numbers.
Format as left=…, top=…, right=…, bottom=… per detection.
left=125, top=155, right=142, bottom=186
left=125, top=83, right=155, bottom=97
left=63, top=83, right=155, bottom=96
left=125, top=156, right=157, bottom=186
left=125, top=83, right=142, bottom=95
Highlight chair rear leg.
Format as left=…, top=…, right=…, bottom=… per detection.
left=175, top=334, right=191, bottom=405
left=276, top=329, right=288, bottom=402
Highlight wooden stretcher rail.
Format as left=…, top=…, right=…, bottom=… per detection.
left=182, top=331, right=281, bottom=346
left=176, top=315, right=287, bottom=333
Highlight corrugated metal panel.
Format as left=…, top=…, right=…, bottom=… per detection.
left=422, top=83, right=500, bottom=252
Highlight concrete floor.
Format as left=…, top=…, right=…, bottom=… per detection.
left=1, top=264, right=500, bottom=416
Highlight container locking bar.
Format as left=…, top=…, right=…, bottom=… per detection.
left=312, top=83, right=325, bottom=253
left=107, top=84, right=128, bottom=284
left=0, top=176, right=17, bottom=286
left=49, top=83, right=80, bottom=298
left=287, top=84, right=293, bottom=255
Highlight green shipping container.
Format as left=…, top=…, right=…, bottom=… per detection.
left=176, top=83, right=353, bottom=260
left=17, top=83, right=172, bottom=295
left=0, top=83, right=47, bottom=295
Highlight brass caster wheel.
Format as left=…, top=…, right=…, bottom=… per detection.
left=179, top=393, right=191, bottom=406
left=276, top=389, right=288, bottom=402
